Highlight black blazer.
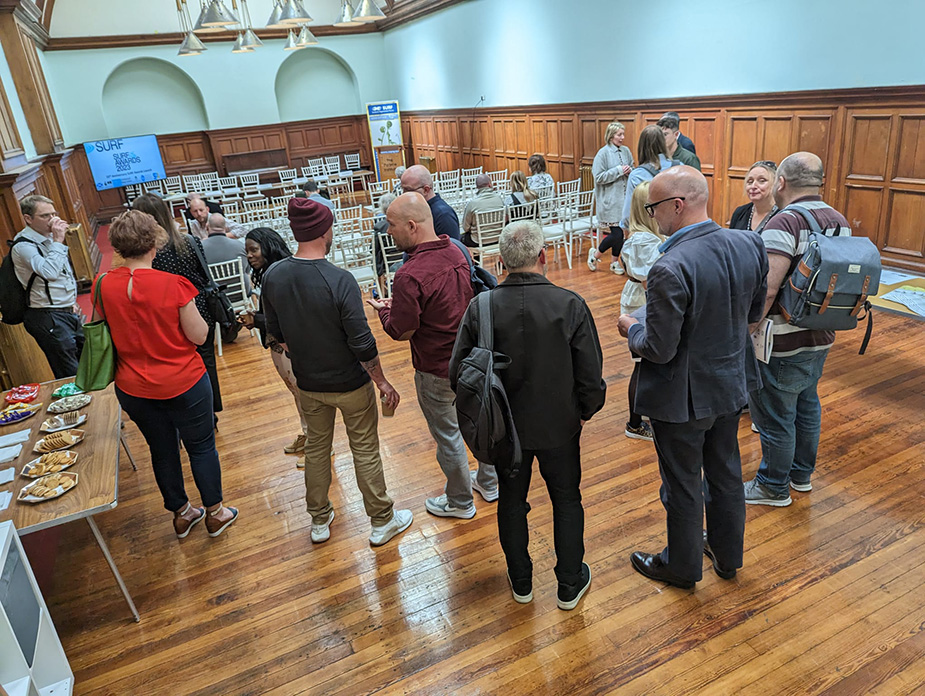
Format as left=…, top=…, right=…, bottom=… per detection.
left=627, top=221, right=768, bottom=423
left=450, top=273, right=606, bottom=450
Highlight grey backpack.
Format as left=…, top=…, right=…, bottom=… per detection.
left=776, top=204, right=881, bottom=354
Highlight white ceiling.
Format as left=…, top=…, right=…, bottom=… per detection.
left=49, top=1, right=389, bottom=37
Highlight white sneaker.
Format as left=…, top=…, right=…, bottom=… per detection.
left=470, top=470, right=499, bottom=503
left=425, top=494, right=476, bottom=519
left=310, top=510, right=334, bottom=543
left=587, top=248, right=598, bottom=272
left=610, top=261, right=625, bottom=275
left=369, top=509, right=413, bottom=546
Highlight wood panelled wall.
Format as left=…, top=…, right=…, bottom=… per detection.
left=403, top=86, right=925, bottom=272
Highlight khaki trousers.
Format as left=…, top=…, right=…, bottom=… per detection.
left=298, top=381, right=393, bottom=525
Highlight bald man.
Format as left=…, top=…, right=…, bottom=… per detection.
left=461, top=173, right=504, bottom=244
left=744, top=152, right=851, bottom=507
left=400, top=165, right=461, bottom=240
left=368, top=192, right=498, bottom=518
left=617, top=165, right=768, bottom=589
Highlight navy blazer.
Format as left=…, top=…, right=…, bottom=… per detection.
left=627, top=221, right=768, bottom=423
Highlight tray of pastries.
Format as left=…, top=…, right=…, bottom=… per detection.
left=40, top=412, right=87, bottom=433
left=17, top=472, right=78, bottom=503
left=33, top=429, right=85, bottom=453
left=0, top=402, right=42, bottom=426
left=21, top=451, right=78, bottom=478
left=47, top=393, right=92, bottom=414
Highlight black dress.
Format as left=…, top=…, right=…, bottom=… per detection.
left=730, top=203, right=778, bottom=233
left=153, top=235, right=223, bottom=413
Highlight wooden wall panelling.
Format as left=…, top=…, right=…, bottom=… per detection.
left=207, top=125, right=287, bottom=175
left=0, top=71, right=24, bottom=171
left=881, top=110, right=925, bottom=267
left=433, top=117, right=460, bottom=171
left=841, top=109, right=894, bottom=257
left=0, top=13, right=61, bottom=154
left=528, top=113, right=578, bottom=184
left=158, top=132, right=215, bottom=177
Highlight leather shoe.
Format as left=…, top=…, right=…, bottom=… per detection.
left=702, top=532, right=737, bottom=579
left=630, top=551, right=695, bottom=589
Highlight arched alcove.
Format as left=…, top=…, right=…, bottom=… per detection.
left=275, top=49, right=362, bottom=121
left=101, top=58, right=209, bottom=137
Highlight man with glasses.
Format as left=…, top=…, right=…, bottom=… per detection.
left=657, top=114, right=701, bottom=171
left=617, top=166, right=768, bottom=590
left=400, top=165, right=460, bottom=241
left=11, top=195, right=84, bottom=378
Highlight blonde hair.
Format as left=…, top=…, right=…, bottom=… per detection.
left=627, top=181, right=665, bottom=241
left=604, top=121, right=626, bottom=146
left=510, top=171, right=537, bottom=202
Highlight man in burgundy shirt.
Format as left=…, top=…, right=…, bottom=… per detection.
left=369, top=192, right=498, bottom=519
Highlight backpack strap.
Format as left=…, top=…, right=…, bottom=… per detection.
left=477, top=291, right=493, bottom=352
left=10, top=237, right=51, bottom=306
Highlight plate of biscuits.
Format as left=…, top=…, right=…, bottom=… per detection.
left=40, top=412, right=87, bottom=433
left=33, top=429, right=85, bottom=453
left=17, top=472, right=78, bottom=503
left=21, top=451, right=78, bottom=478
left=47, top=394, right=92, bottom=414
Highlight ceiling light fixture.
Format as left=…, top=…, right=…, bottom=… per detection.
left=334, top=0, right=361, bottom=27
left=283, top=29, right=302, bottom=50
left=296, top=24, right=319, bottom=46
left=231, top=33, right=254, bottom=52
left=232, top=0, right=263, bottom=50
left=265, top=0, right=286, bottom=28
left=176, top=0, right=206, bottom=56
left=279, top=0, right=313, bottom=25
left=353, top=0, right=386, bottom=22
left=196, top=0, right=239, bottom=28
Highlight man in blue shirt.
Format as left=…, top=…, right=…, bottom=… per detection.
left=617, top=166, right=768, bottom=590
left=400, top=165, right=460, bottom=241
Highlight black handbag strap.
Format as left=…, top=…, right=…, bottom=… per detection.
left=186, top=235, right=218, bottom=289
left=477, top=291, right=493, bottom=352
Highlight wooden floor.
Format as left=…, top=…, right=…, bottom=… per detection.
left=43, top=260, right=925, bottom=695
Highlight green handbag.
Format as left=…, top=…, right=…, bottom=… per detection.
left=75, top=273, right=116, bottom=392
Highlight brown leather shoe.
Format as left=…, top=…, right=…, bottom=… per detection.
left=173, top=504, right=205, bottom=538
left=206, top=505, right=239, bottom=538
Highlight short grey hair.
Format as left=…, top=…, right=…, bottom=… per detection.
left=394, top=166, right=406, bottom=178
left=500, top=221, right=544, bottom=270
left=778, top=153, right=824, bottom=189
left=21, top=194, right=54, bottom=217
left=379, top=192, right=396, bottom=215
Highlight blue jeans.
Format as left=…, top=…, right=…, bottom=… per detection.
left=749, top=349, right=829, bottom=496
left=116, top=373, right=223, bottom=512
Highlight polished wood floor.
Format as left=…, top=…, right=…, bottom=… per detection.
left=43, top=260, right=925, bottom=695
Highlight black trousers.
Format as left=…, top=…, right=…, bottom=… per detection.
left=116, top=373, right=223, bottom=511
left=195, top=323, right=223, bottom=413
left=597, top=225, right=625, bottom=259
left=650, top=412, right=745, bottom=582
left=497, top=431, right=584, bottom=588
left=23, top=308, right=84, bottom=379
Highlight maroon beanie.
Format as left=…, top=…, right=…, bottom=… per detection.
left=288, top=197, right=334, bottom=242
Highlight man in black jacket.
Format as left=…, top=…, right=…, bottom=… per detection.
left=617, top=166, right=768, bottom=589
left=450, top=220, right=606, bottom=610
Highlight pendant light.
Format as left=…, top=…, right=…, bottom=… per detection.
left=278, top=0, right=312, bottom=25
left=296, top=24, right=318, bottom=47
left=265, top=0, right=285, bottom=28
left=283, top=29, right=302, bottom=50
left=231, top=33, right=254, bottom=52
left=233, top=0, right=263, bottom=49
left=334, top=1, right=361, bottom=27
left=176, top=0, right=206, bottom=56
left=196, top=0, right=239, bottom=28
left=241, top=27, right=263, bottom=49
left=353, top=0, right=386, bottom=22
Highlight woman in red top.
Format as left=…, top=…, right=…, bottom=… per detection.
left=95, top=210, right=238, bottom=538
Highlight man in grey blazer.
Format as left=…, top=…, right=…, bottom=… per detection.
left=617, top=166, right=768, bottom=589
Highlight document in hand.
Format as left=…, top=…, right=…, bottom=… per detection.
left=751, top=318, right=773, bottom=364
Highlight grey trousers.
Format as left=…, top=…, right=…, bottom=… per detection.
left=414, top=370, right=498, bottom=508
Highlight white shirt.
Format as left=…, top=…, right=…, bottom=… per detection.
left=11, top=227, right=77, bottom=309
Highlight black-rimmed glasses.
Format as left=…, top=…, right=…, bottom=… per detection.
left=644, top=196, right=685, bottom=217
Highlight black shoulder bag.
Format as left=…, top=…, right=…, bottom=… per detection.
left=187, top=236, right=236, bottom=330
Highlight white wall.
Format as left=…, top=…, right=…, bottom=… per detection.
left=383, top=0, right=925, bottom=111
left=42, top=33, right=392, bottom=144
left=275, top=49, right=361, bottom=121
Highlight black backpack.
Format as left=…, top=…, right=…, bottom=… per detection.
left=0, top=238, right=48, bottom=325
left=454, top=292, right=522, bottom=478
left=449, top=238, right=498, bottom=295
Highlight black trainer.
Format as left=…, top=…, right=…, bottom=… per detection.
left=507, top=573, right=533, bottom=604
left=557, top=562, right=591, bottom=610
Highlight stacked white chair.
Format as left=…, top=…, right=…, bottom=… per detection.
left=182, top=174, right=202, bottom=192
left=239, top=173, right=263, bottom=201
left=208, top=258, right=250, bottom=356
left=278, top=168, right=299, bottom=196
left=344, top=152, right=361, bottom=170
left=163, top=176, right=183, bottom=195
left=324, top=156, right=341, bottom=177
left=473, top=208, right=506, bottom=273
